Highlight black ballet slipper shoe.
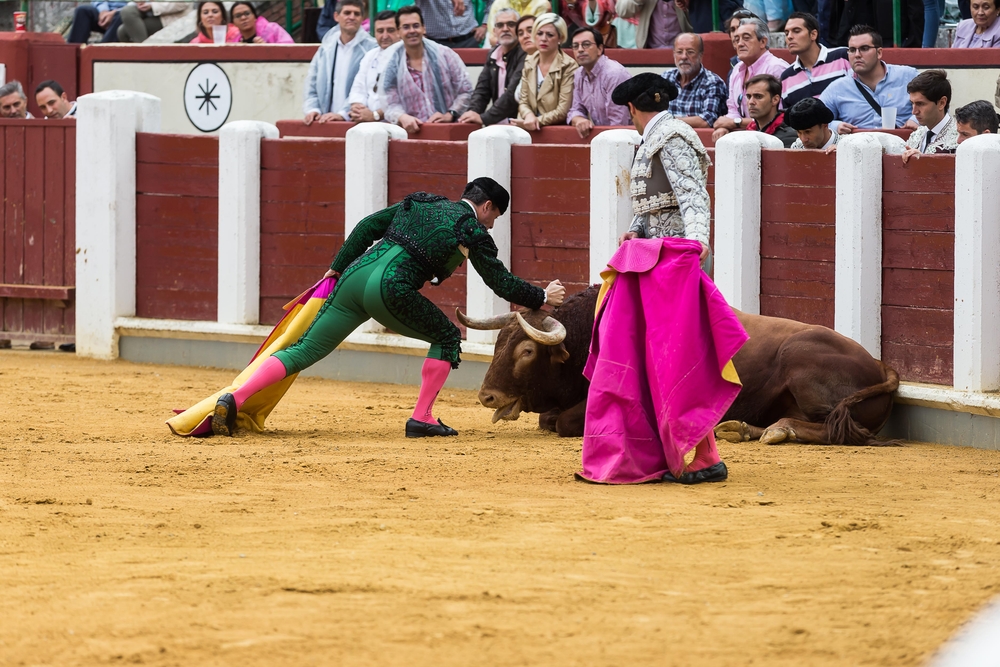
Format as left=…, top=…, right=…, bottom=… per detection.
left=405, top=418, right=458, bottom=438
left=212, top=393, right=238, bottom=437
left=662, top=461, right=728, bottom=485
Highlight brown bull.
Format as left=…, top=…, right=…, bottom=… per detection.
left=458, top=286, right=900, bottom=445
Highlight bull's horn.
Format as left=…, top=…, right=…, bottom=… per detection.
left=455, top=309, right=517, bottom=330
left=515, top=312, right=567, bottom=346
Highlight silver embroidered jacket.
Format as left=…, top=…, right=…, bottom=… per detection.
left=628, top=112, right=712, bottom=246
left=904, top=115, right=959, bottom=155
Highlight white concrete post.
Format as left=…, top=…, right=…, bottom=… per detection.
left=589, top=129, right=640, bottom=284
left=834, top=133, right=888, bottom=358
left=954, top=134, right=1000, bottom=391
left=465, top=125, right=532, bottom=344
left=217, top=121, right=279, bottom=325
left=75, top=91, right=161, bottom=359
left=713, top=131, right=783, bottom=314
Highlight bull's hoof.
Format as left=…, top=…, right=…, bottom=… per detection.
left=715, top=420, right=751, bottom=443
left=538, top=410, right=559, bottom=432
left=760, top=426, right=796, bottom=445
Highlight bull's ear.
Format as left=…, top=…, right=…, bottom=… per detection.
left=549, top=343, right=570, bottom=365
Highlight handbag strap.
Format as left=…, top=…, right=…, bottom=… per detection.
left=854, top=79, right=882, bottom=116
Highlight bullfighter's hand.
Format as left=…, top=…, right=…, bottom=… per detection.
left=304, top=111, right=320, bottom=125
left=545, top=280, right=566, bottom=307
left=618, top=231, right=638, bottom=246
left=837, top=122, right=857, bottom=135
left=700, top=242, right=710, bottom=261
left=901, top=147, right=921, bottom=164
left=323, top=269, right=341, bottom=279
left=823, top=143, right=838, bottom=155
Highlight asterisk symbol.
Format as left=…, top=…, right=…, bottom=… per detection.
left=196, top=79, right=219, bottom=115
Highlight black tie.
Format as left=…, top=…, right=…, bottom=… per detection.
left=925, top=130, right=935, bottom=151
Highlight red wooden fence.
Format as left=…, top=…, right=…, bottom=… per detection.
left=881, top=155, right=955, bottom=385
left=759, top=150, right=837, bottom=328
left=0, top=119, right=76, bottom=344
left=135, top=133, right=219, bottom=321
left=259, top=138, right=346, bottom=324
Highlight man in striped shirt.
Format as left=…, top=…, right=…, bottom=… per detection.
left=779, top=12, right=850, bottom=110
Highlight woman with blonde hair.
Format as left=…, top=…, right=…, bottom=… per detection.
left=514, top=13, right=578, bottom=130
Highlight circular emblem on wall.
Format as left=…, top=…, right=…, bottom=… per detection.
left=183, top=63, right=232, bottom=133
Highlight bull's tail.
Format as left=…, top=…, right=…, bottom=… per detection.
left=823, top=362, right=901, bottom=446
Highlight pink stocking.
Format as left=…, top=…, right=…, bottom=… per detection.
left=232, top=356, right=288, bottom=410
left=686, top=431, right=722, bottom=473
left=411, top=358, right=451, bottom=424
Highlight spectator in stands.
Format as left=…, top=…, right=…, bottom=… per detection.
left=713, top=18, right=790, bottom=142
left=416, top=0, right=487, bottom=48
left=460, top=8, right=527, bottom=126
left=117, top=2, right=192, bottom=42
left=786, top=96, right=840, bottom=150
left=190, top=1, right=240, bottom=43
left=381, top=5, right=474, bottom=133
left=952, top=0, right=1000, bottom=47
left=487, top=0, right=551, bottom=46
left=663, top=33, right=728, bottom=129
left=67, top=2, right=126, bottom=44
left=0, top=81, right=33, bottom=119
left=744, top=74, right=797, bottom=147
left=819, top=25, right=919, bottom=134
left=567, top=27, right=631, bottom=137
left=514, top=13, right=578, bottom=130
left=724, top=9, right=758, bottom=68
left=348, top=11, right=403, bottom=123
left=516, top=14, right=538, bottom=54
left=780, top=12, right=850, bottom=110
left=901, top=70, right=958, bottom=162
left=304, top=0, right=378, bottom=124
left=230, top=2, right=294, bottom=43
left=615, top=0, right=682, bottom=49
left=954, top=99, right=999, bottom=142
left=35, top=81, right=76, bottom=120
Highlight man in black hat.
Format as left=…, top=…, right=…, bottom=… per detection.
left=786, top=97, right=840, bottom=152
left=612, top=73, right=712, bottom=267
left=208, top=178, right=566, bottom=439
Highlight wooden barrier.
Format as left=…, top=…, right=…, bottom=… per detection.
left=0, top=119, right=76, bottom=344
left=881, top=154, right=955, bottom=385
left=135, top=133, right=219, bottom=321
left=759, top=150, right=836, bottom=327
left=259, top=137, right=346, bottom=324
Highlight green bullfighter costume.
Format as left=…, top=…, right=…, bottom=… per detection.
left=210, top=179, right=548, bottom=439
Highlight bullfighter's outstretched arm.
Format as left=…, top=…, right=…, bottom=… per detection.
left=659, top=136, right=711, bottom=247
left=329, top=203, right=400, bottom=274
left=464, top=219, right=546, bottom=309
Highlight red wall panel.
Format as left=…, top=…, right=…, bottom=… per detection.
left=135, top=133, right=219, bottom=321
left=759, top=150, right=836, bottom=328
left=880, top=155, right=955, bottom=385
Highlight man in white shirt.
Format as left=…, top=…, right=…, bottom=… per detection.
left=348, top=10, right=402, bottom=123
left=302, top=0, right=377, bottom=125
left=901, top=70, right=959, bottom=164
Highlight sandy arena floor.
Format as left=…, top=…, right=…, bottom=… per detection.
left=2, top=350, right=1000, bottom=666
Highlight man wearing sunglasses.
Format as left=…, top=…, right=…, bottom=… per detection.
left=819, top=24, right=919, bottom=134
left=460, top=8, right=527, bottom=126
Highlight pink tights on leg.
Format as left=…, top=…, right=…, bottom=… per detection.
left=411, top=358, right=451, bottom=424
left=232, top=356, right=288, bottom=410
left=686, top=431, right=722, bottom=473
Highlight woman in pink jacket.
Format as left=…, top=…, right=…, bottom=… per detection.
left=230, top=2, right=295, bottom=43
left=190, top=1, right=240, bottom=43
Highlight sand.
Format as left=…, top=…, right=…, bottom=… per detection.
left=2, top=349, right=1000, bottom=666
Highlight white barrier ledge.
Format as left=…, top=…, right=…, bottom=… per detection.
left=895, top=382, right=1000, bottom=418
left=217, top=120, right=279, bottom=326
left=589, top=128, right=640, bottom=285
left=75, top=90, right=161, bottom=360
left=466, top=125, right=532, bottom=344
left=714, top=131, right=783, bottom=313
left=953, top=134, right=1000, bottom=392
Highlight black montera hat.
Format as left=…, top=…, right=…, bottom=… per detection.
left=785, top=97, right=835, bottom=131
left=611, top=73, right=678, bottom=111
left=470, top=176, right=510, bottom=215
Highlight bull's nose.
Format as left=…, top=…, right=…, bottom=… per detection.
left=479, top=390, right=497, bottom=407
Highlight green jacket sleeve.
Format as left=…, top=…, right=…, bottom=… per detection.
left=463, top=220, right=546, bottom=309
left=330, top=204, right=399, bottom=274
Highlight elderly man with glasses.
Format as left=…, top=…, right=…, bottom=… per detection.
left=460, top=8, right=528, bottom=126
left=566, top=26, right=632, bottom=138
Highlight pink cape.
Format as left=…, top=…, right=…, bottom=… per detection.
left=579, top=238, right=748, bottom=484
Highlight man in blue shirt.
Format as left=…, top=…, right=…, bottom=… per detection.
left=67, top=2, right=126, bottom=44
left=819, top=25, right=919, bottom=135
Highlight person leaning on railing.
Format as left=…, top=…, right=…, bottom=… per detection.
left=513, top=13, right=578, bottom=130
left=230, top=2, right=294, bottom=43
left=459, top=7, right=527, bottom=126
left=190, top=1, right=240, bottom=43
left=952, top=0, right=1000, bottom=47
